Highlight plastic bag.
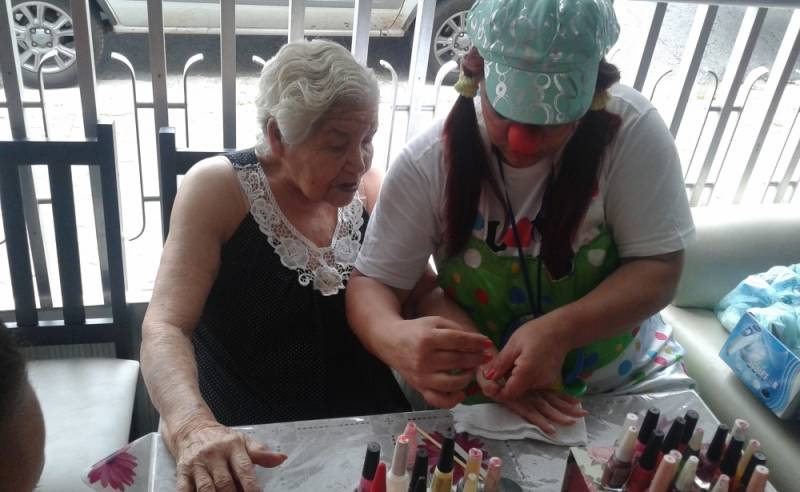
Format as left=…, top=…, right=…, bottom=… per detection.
left=716, top=264, right=800, bottom=357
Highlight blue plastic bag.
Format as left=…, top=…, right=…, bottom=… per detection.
left=716, top=264, right=800, bottom=357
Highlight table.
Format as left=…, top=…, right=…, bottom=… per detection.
left=83, top=390, right=726, bottom=491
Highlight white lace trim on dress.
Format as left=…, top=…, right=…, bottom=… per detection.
left=235, top=163, right=364, bottom=296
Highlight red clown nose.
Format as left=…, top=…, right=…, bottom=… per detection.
left=507, top=124, right=540, bottom=155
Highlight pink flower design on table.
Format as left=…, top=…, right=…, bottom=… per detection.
left=88, top=446, right=137, bottom=491
left=423, top=431, right=487, bottom=483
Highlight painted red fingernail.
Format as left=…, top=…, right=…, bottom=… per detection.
left=482, top=339, right=494, bottom=349
left=485, top=369, right=497, bottom=380
left=482, top=351, right=493, bottom=364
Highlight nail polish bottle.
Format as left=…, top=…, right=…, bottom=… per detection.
left=737, top=451, right=767, bottom=492
left=601, top=425, right=638, bottom=490
left=732, top=439, right=760, bottom=490
left=678, top=409, right=699, bottom=454
left=684, top=428, right=704, bottom=462
left=660, top=416, right=686, bottom=460
left=649, top=454, right=680, bottom=492
left=717, top=436, right=744, bottom=484
left=626, top=429, right=664, bottom=492
left=672, top=455, right=699, bottom=492
left=634, top=408, right=660, bottom=461
left=695, top=424, right=729, bottom=489
left=744, top=465, right=769, bottom=492
left=711, top=474, right=731, bottom=492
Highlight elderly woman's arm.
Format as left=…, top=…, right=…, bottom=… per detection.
left=141, top=159, right=285, bottom=492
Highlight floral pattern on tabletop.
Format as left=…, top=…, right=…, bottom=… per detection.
left=87, top=446, right=137, bottom=491
left=83, top=434, right=154, bottom=492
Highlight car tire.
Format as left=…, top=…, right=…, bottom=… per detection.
left=12, top=0, right=105, bottom=88
left=427, top=0, right=475, bottom=83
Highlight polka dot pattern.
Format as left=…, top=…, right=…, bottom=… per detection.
left=464, top=249, right=482, bottom=268
left=475, top=289, right=489, bottom=305
left=654, top=356, right=668, bottom=366
left=587, top=249, right=606, bottom=267
left=654, top=332, right=668, bottom=341
left=508, top=286, right=526, bottom=304
left=618, top=360, right=632, bottom=376
left=473, top=214, right=485, bottom=231
left=452, top=273, right=462, bottom=284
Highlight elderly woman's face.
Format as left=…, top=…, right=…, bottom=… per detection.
left=283, top=108, right=378, bottom=207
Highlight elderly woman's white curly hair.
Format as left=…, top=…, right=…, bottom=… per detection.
left=254, top=39, right=380, bottom=157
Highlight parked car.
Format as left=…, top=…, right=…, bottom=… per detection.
left=11, top=0, right=475, bottom=87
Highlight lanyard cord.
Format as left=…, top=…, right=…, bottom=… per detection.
left=493, top=147, right=543, bottom=318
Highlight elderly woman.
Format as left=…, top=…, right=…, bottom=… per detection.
left=140, top=40, right=469, bottom=492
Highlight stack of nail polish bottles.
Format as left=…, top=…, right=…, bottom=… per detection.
left=600, top=410, right=772, bottom=492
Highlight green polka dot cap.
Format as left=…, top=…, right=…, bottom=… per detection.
left=466, top=0, right=619, bottom=125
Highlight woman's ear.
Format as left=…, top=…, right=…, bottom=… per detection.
left=266, top=119, right=285, bottom=158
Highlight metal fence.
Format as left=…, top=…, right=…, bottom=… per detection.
left=1, top=0, right=800, bottom=313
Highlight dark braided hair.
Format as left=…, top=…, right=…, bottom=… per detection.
left=443, top=54, right=622, bottom=279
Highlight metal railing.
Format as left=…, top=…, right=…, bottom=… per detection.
left=1, top=0, right=800, bottom=311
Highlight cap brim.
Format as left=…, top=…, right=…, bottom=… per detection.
left=483, top=60, right=598, bottom=125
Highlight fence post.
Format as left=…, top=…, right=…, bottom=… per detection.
left=405, top=0, right=437, bottom=140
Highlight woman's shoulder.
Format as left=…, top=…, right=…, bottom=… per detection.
left=174, top=155, right=249, bottom=233
left=606, top=84, right=658, bottom=122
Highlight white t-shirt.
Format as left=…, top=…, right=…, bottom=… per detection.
left=356, top=84, right=695, bottom=290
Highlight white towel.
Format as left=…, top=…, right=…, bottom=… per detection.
left=452, top=403, right=588, bottom=446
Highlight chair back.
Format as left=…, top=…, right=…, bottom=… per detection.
left=0, top=123, right=131, bottom=358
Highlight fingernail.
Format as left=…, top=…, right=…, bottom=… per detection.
left=482, top=351, right=493, bottom=364
left=484, top=368, right=497, bottom=380
left=482, top=339, right=494, bottom=349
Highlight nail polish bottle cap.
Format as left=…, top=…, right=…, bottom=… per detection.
left=662, top=416, right=685, bottom=454
left=615, top=426, right=638, bottom=463
left=674, top=455, right=699, bottom=491
left=362, top=442, right=381, bottom=480
left=681, top=410, right=699, bottom=445
left=706, top=424, right=730, bottom=462
left=638, top=408, right=660, bottom=444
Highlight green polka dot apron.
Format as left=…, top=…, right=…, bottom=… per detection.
left=435, top=158, right=689, bottom=399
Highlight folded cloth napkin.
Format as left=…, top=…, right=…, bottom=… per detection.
left=452, top=403, right=588, bottom=446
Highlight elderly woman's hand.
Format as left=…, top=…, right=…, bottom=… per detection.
left=480, top=313, right=573, bottom=401
left=475, top=343, right=586, bottom=434
left=389, top=316, right=491, bottom=409
left=169, top=419, right=287, bottom=492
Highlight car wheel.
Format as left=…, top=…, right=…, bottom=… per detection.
left=428, top=0, right=475, bottom=82
left=11, top=0, right=105, bottom=88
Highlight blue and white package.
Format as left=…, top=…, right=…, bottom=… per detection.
left=720, top=313, right=800, bottom=420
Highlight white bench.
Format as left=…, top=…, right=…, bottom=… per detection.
left=661, top=205, right=800, bottom=492
left=27, top=358, right=140, bottom=492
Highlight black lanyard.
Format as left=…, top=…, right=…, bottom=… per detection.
left=493, top=147, right=547, bottom=319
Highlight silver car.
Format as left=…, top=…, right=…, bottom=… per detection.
left=11, top=0, right=475, bottom=86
